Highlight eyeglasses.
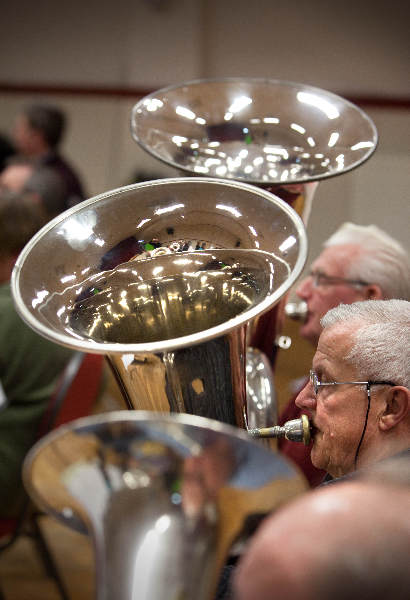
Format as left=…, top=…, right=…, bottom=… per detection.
left=309, top=271, right=369, bottom=289
left=309, top=370, right=395, bottom=396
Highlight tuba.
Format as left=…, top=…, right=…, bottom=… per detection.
left=12, top=177, right=307, bottom=433
left=23, top=411, right=307, bottom=600
left=130, top=77, right=378, bottom=365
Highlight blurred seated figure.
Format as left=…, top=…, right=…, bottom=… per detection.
left=13, top=103, right=86, bottom=208
left=277, top=223, right=410, bottom=487
left=0, top=156, right=68, bottom=218
left=233, top=453, right=410, bottom=600
left=0, top=190, right=74, bottom=517
left=0, top=133, right=15, bottom=173
left=0, top=157, right=33, bottom=191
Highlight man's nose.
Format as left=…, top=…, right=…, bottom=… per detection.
left=295, top=275, right=313, bottom=299
left=295, top=380, right=316, bottom=411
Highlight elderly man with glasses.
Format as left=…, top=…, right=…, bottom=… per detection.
left=295, top=299, right=410, bottom=481
left=294, top=223, right=410, bottom=345
left=215, top=298, right=409, bottom=600
left=277, top=222, right=410, bottom=486
left=228, top=301, right=409, bottom=598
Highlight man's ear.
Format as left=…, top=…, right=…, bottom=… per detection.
left=364, top=284, right=383, bottom=300
left=379, top=387, right=410, bottom=431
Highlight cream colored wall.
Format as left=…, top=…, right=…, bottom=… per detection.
left=304, top=108, right=410, bottom=262
left=0, top=0, right=408, bottom=259
left=202, top=0, right=410, bottom=96
left=0, top=0, right=202, bottom=87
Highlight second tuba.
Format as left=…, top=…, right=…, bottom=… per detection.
left=130, top=77, right=378, bottom=365
left=12, top=177, right=307, bottom=431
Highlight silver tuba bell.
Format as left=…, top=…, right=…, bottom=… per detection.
left=23, top=411, right=307, bottom=600
left=130, top=77, right=378, bottom=367
left=12, top=177, right=307, bottom=433
left=131, top=78, right=377, bottom=196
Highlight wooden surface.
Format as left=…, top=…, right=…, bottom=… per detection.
left=0, top=516, right=94, bottom=600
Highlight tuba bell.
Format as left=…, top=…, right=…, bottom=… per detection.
left=12, top=177, right=307, bottom=432
left=130, top=77, right=378, bottom=366
left=23, top=411, right=307, bottom=600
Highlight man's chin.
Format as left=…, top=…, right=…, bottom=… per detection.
left=310, top=436, right=326, bottom=471
left=311, top=453, right=326, bottom=472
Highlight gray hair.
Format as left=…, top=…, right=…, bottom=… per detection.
left=324, top=222, right=410, bottom=300
left=321, top=300, right=410, bottom=388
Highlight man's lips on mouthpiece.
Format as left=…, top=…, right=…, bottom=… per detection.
left=310, top=421, right=319, bottom=438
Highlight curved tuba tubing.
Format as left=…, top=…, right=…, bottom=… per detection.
left=245, top=347, right=278, bottom=429
left=131, top=77, right=378, bottom=366
left=12, top=178, right=307, bottom=431
left=23, top=411, right=307, bottom=600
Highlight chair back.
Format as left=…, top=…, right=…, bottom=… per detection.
left=39, top=352, right=105, bottom=436
left=0, top=352, right=104, bottom=544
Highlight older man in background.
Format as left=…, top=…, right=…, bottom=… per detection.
left=278, top=223, right=410, bottom=486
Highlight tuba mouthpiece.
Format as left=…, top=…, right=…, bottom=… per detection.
left=248, top=414, right=311, bottom=445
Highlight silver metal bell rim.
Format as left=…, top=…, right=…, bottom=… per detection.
left=11, top=177, right=308, bottom=355
left=131, top=77, right=378, bottom=185
left=22, top=409, right=286, bottom=509
left=25, top=409, right=255, bottom=456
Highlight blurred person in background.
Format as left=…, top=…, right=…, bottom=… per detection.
left=0, top=190, right=74, bottom=517
left=277, top=223, right=410, bottom=487
left=0, top=156, right=68, bottom=218
left=0, top=133, right=15, bottom=173
left=13, top=103, right=86, bottom=208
